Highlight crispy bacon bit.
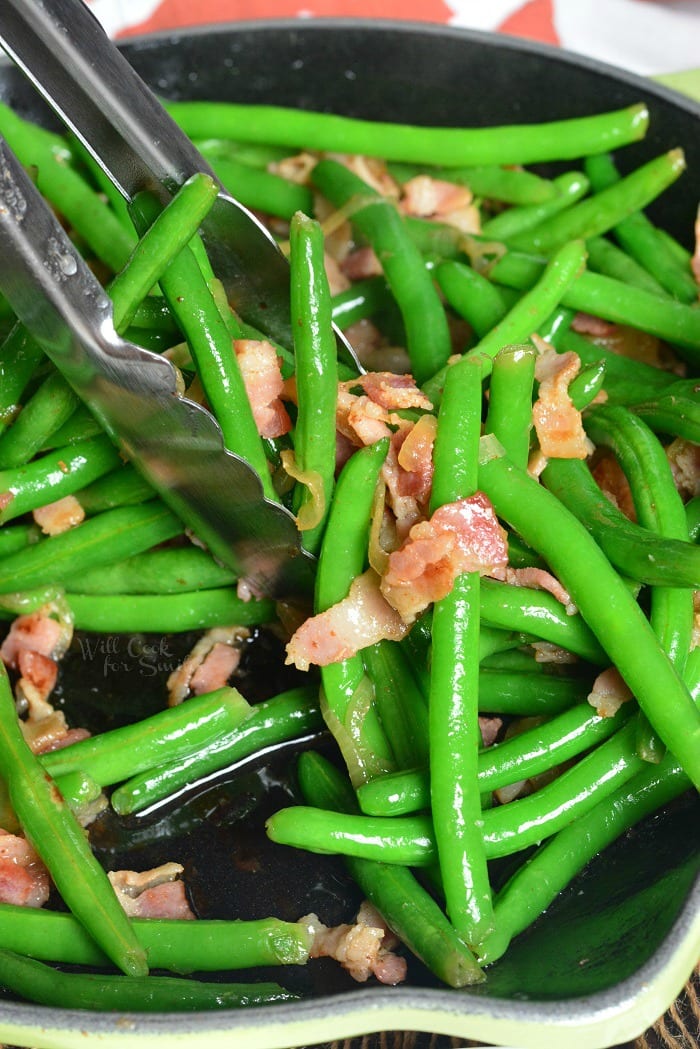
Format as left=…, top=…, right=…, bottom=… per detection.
left=0, top=491, right=14, bottom=512
left=167, top=626, right=249, bottom=705
left=341, top=246, right=383, bottom=281
left=588, top=666, right=634, bottom=717
left=479, top=715, right=503, bottom=747
left=395, top=413, right=437, bottom=504
left=301, top=901, right=406, bottom=985
left=532, top=348, right=594, bottom=460
left=571, top=312, right=618, bottom=338
left=32, top=725, right=91, bottom=755
left=592, top=452, right=637, bottom=521
left=233, top=338, right=292, bottom=438
left=0, top=829, right=50, bottom=908
left=356, top=372, right=433, bottom=413
left=108, top=863, right=195, bottom=920
left=268, top=151, right=318, bottom=185
left=1, top=610, right=71, bottom=706
left=494, top=566, right=576, bottom=615
left=666, top=436, right=700, bottom=500
left=532, top=641, right=579, bottom=664
left=32, top=495, right=85, bottom=536
left=330, top=154, right=400, bottom=198
left=399, top=174, right=480, bottom=233
left=324, top=251, right=351, bottom=296
left=285, top=569, right=408, bottom=671
left=380, top=493, right=508, bottom=623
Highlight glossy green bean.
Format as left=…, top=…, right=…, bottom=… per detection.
left=0, top=950, right=296, bottom=1011
left=75, top=464, right=156, bottom=513
left=311, top=158, right=452, bottom=384
left=0, top=502, right=183, bottom=594
left=42, top=687, right=252, bottom=787
left=508, top=149, right=685, bottom=254
left=357, top=699, right=632, bottom=816
left=541, top=456, right=700, bottom=588
left=62, top=545, right=235, bottom=595
left=489, top=251, right=700, bottom=362
left=297, top=751, right=484, bottom=986
left=289, top=212, right=338, bottom=555
left=0, top=436, right=122, bottom=524
left=623, top=379, right=700, bottom=444
left=362, top=641, right=429, bottom=770
left=206, top=153, right=313, bottom=219
left=0, top=906, right=312, bottom=970
left=479, top=440, right=700, bottom=790
left=481, top=171, right=590, bottom=240
left=0, top=664, right=147, bottom=977
left=585, top=235, right=667, bottom=296
left=435, top=262, right=510, bottom=338
left=584, top=152, right=698, bottom=304
left=389, top=160, right=560, bottom=205
left=484, top=346, right=536, bottom=468
left=476, top=668, right=591, bottom=715
left=0, top=328, right=45, bottom=440
left=111, top=686, right=321, bottom=815
left=66, top=587, right=275, bottom=634
left=0, top=522, right=39, bottom=558
left=0, top=370, right=80, bottom=470
left=167, top=100, right=649, bottom=167
left=43, top=404, right=103, bottom=448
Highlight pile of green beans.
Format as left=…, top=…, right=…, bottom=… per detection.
left=0, top=87, right=697, bottom=1014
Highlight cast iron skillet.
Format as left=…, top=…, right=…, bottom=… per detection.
left=0, top=19, right=698, bottom=1049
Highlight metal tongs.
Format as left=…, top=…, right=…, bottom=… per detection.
left=0, top=0, right=358, bottom=604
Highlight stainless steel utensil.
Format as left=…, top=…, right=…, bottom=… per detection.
left=0, top=136, right=316, bottom=604
left=0, top=0, right=365, bottom=604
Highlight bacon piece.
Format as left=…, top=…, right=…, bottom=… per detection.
left=395, top=414, right=437, bottom=504
left=167, top=626, right=249, bottom=705
left=571, top=312, right=618, bottom=337
left=269, top=151, right=317, bottom=186
left=323, top=252, right=351, bottom=296
left=592, top=453, right=637, bottom=522
left=380, top=493, right=508, bottom=623
left=399, top=174, right=480, bottom=233
left=356, top=372, right=433, bottom=413
left=479, top=715, right=503, bottom=747
left=341, top=246, right=383, bottom=281
left=32, top=494, right=85, bottom=536
left=234, top=338, right=292, bottom=439
left=495, top=566, right=576, bottom=615
left=588, top=666, right=633, bottom=718
left=301, top=901, right=406, bottom=985
left=32, top=725, right=91, bottom=755
left=285, top=569, right=408, bottom=671
left=0, top=613, right=64, bottom=667
left=666, top=436, right=700, bottom=500
left=330, top=154, right=400, bottom=198
left=0, top=830, right=50, bottom=908
left=108, top=863, right=195, bottom=920
left=532, top=349, right=594, bottom=460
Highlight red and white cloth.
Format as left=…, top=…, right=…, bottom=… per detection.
left=88, top=0, right=699, bottom=77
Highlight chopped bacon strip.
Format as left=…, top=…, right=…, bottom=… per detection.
left=32, top=725, right=91, bottom=755
left=395, top=413, right=437, bottom=504
left=380, top=493, right=508, bottom=623
left=167, top=626, right=249, bottom=705
left=301, top=901, right=406, bottom=985
left=0, top=830, right=50, bottom=908
left=330, top=154, right=400, bottom=198
left=323, top=252, right=351, bottom=296
left=571, top=312, right=618, bottom=337
left=532, top=641, right=578, bottom=664
left=234, top=338, right=292, bottom=438
left=592, top=453, right=637, bottom=521
left=399, top=175, right=480, bottom=233
left=341, top=245, right=383, bottom=281
left=479, top=715, right=503, bottom=747
left=532, top=349, right=594, bottom=460
left=32, top=495, right=85, bottom=536
left=666, top=436, right=700, bottom=501
left=355, top=372, right=433, bottom=413
left=588, top=666, right=634, bottom=718
left=494, top=566, right=576, bottom=615
left=1, top=610, right=71, bottom=706
left=108, top=862, right=195, bottom=920
left=285, top=569, right=408, bottom=671
left=268, top=151, right=318, bottom=186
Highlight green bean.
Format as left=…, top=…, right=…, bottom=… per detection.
left=477, top=667, right=591, bottom=715
left=389, top=160, right=560, bottom=205
left=194, top=137, right=293, bottom=168
left=75, top=464, right=156, bottom=513
left=541, top=456, right=700, bottom=589
left=0, top=436, right=122, bottom=524
left=206, top=153, right=313, bottom=220
left=0, top=502, right=183, bottom=594
left=314, top=438, right=395, bottom=784
left=331, top=277, right=394, bottom=330
left=53, top=769, right=103, bottom=817
left=484, top=346, right=536, bottom=468
left=66, top=587, right=275, bottom=634
left=489, top=251, right=700, bottom=362
left=0, top=950, right=296, bottom=1011
left=556, top=325, right=676, bottom=405
left=585, top=235, right=668, bottom=296
left=507, top=149, right=685, bottom=254
left=479, top=645, right=700, bottom=966
left=362, top=640, right=429, bottom=770
left=43, top=404, right=103, bottom=448
left=111, top=686, right=321, bottom=815
left=289, top=212, right=338, bottom=555
left=0, top=370, right=80, bottom=469
left=0, top=664, right=147, bottom=977
left=0, top=522, right=39, bottom=558
left=481, top=171, right=590, bottom=241
left=0, top=906, right=312, bottom=970
left=686, top=496, right=700, bottom=541
left=568, top=358, right=608, bottom=410
left=622, top=379, right=700, bottom=444
left=297, top=751, right=484, bottom=986
left=426, top=239, right=586, bottom=399
left=42, top=687, right=252, bottom=787
left=435, top=261, right=510, bottom=338
left=357, top=699, right=632, bottom=816
left=62, top=545, right=235, bottom=595
left=479, top=578, right=606, bottom=664
left=167, top=100, right=649, bottom=167
left=479, top=438, right=700, bottom=791
left=0, top=327, right=45, bottom=439
left=0, top=103, right=136, bottom=272
left=427, top=354, right=493, bottom=943
left=584, top=152, right=698, bottom=304
left=311, top=158, right=452, bottom=384
left=129, top=195, right=274, bottom=499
